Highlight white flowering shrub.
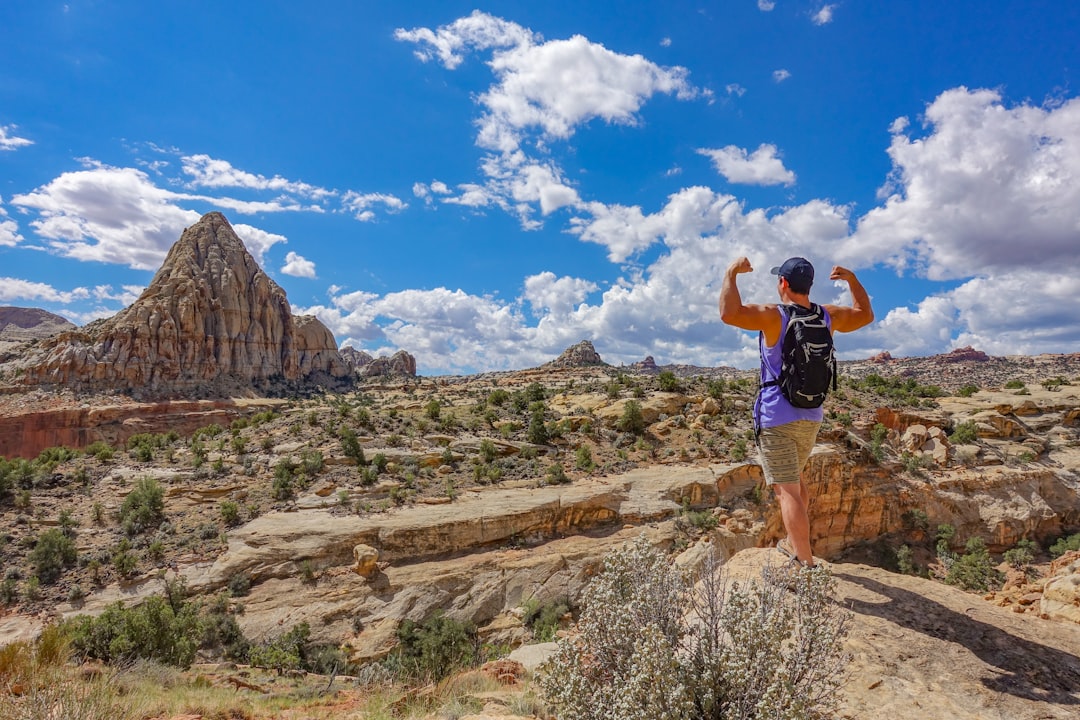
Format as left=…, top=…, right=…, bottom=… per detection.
left=540, top=536, right=851, bottom=720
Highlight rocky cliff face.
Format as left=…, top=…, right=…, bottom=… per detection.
left=14, top=213, right=349, bottom=397
left=341, top=347, right=418, bottom=377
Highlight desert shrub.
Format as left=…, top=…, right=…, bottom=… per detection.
left=1004, top=379, right=1025, bottom=390
left=67, top=595, right=201, bottom=668
left=575, top=445, right=596, bottom=471
left=658, top=370, right=681, bottom=392
left=388, top=612, right=478, bottom=683
left=731, top=436, right=749, bottom=461
left=1049, top=532, right=1080, bottom=558
left=1004, top=538, right=1039, bottom=570
left=219, top=500, right=241, bottom=526
left=539, top=535, right=850, bottom=720
left=527, top=403, right=549, bottom=445
left=300, top=448, right=324, bottom=476
left=895, top=544, right=917, bottom=575
left=479, top=438, right=498, bottom=464
left=227, top=573, right=251, bottom=597
left=946, top=537, right=1002, bottom=592
left=869, top=423, right=889, bottom=463
left=526, top=382, right=546, bottom=403
left=902, top=508, right=930, bottom=531
left=36, top=446, right=79, bottom=472
left=487, top=388, right=510, bottom=406
left=31, top=528, right=78, bottom=584
left=681, top=506, right=719, bottom=531
left=616, top=400, right=646, bottom=436
left=112, top=539, right=139, bottom=577
left=955, top=384, right=979, bottom=397
left=200, top=594, right=249, bottom=661
left=118, top=477, right=165, bottom=535
left=949, top=420, right=979, bottom=445
left=546, top=464, right=570, bottom=485
left=272, top=459, right=297, bottom=500
left=522, top=597, right=571, bottom=642
left=425, top=399, right=442, bottom=420
left=706, top=378, right=725, bottom=399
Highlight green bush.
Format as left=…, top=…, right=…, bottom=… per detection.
left=523, top=598, right=571, bottom=642
left=390, top=612, right=478, bottom=683
left=272, top=459, right=297, bottom=500
left=949, top=420, right=979, bottom=445
left=30, top=528, right=78, bottom=584
left=1004, top=379, right=1025, bottom=389
left=219, top=500, right=241, bottom=527
left=339, top=427, right=366, bottom=466
left=946, top=537, right=1002, bottom=592
left=658, top=370, right=681, bottom=392
left=955, top=384, right=979, bottom=397
left=1049, top=532, right=1080, bottom=558
left=616, top=400, right=646, bottom=436
left=539, top=535, right=850, bottom=720
left=575, top=445, right=596, bottom=471
left=67, top=595, right=202, bottom=668
left=119, top=477, right=165, bottom=535
left=1003, top=538, right=1039, bottom=569
left=527, top=403, right=549, bottom=445
left=546, top=464, right=570, bottom=485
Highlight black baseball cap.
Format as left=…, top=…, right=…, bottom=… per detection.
left=770, top=257, right=814, bottom=293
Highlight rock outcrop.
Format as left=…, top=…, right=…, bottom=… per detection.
left=14, top=213, right=349, bottom=397
left=546, top=340, right=606, bottom=368
left=342, top=348, right=417, bottom=377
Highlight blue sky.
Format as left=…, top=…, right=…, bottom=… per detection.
left=2, top=1, right=1079, bottom=374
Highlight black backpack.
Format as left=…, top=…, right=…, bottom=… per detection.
left=763, top=303, right=837, bottom=408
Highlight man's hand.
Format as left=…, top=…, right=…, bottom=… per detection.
left=729, top=257, right=754, bottom=275
left=830, top=265, right=856, bottom=282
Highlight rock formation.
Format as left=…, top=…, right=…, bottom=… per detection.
left=342, top=348, right=417, bottom=377
left=630, top=355, right=660, bottom=372
left=13, top=212, right=349, bottom=397
left=546, top=340, right=606, bottom=368
left=943, top=346, right=990, bottom=362
left=0, top=307, right=76, bottom=350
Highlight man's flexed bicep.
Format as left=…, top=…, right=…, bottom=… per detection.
left=823, top=265, right=874, bottom=333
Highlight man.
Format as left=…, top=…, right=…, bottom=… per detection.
left=719, top=256, right=873, bottom=568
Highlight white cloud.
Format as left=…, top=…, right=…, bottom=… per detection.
left=397, top=11, right=707, bottom=231
left=725, top=83, right=747, bottom=97
left=758, top=0, right=776, bottom=10
left=523, top=272, right=598, bottom=316
left=10, top=164, right=288, bottom=270
left=773, top=69, right=791, bottom=83
left=394, top=10, right=539, bottom=70
left=845, top=87, right=1080, bottom=280
left=812, top=4, right=836, bottom=25
left=342, top=191, right=407, bottom=221
left=281, top=251, right=317, bottom=279
left=0, top=277, right=91, bottom=304
left=0, top=125, right=33, bottom=151
left=698, top=144, right=796, bottom=186
left=0, top=201, right=22, bottom=247
left=93, top=284, right=144, bottom=306
left=660, top=37, right=672, bottom=47
left=181, top=154, right=336, bottom=201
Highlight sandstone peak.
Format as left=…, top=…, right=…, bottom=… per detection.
left=942, top=346, right=990, bottom=362
left=15, top=212, right=350, bottom=397
left=546, top=340, right=606, bottom=368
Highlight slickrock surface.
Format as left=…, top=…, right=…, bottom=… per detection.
left=5, top=212, right=349, bottom=397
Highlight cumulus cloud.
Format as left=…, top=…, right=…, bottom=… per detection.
left=660, top=37, right=672, bottom=47
left=0, top=125, right=33, bottom=151
left=726, top=83, right=747, bottom=97
left=9, top=164, right=290, bottom=269
left=523, top=272, right=598, bottom=316
left=281, top=251, right=316, bottom=279
left=812, top=4, right=836, bottom=25
left=397, top=11, right=707, bottom=230
left=699, top=144, right=796, bottom=186
left=758, top=0, right=776, bottom=10
left=342, top=191, right=407, bottom=221
left=0, top=277, right=90, bottom=303
left=181, top=154, right=336, bottom=200
left=773, top=69, right=791, bottom=83
left=845, top=87, right=1080, bottom=280
left=0, top=201, right=22, bottom=246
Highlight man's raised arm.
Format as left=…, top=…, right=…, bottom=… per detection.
left=823, top=266, right=874, bottom=333
left=718, top=256, right=779, bottom=335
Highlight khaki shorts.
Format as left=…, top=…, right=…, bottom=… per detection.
left=758, top=420, right=820, bottom=485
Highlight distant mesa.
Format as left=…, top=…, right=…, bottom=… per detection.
left=341, top=346, right=417, bottom=378
left=868, top=351, right=894, bottom=363
left=545, top=340, right=607, bottom=369
left=630, top=355, right=660, bottom=372
left=0, top=307, right=76, bottom=348
left=941, top=346, right=989, bottom=363
left=10, top=212, right=351, bottom=398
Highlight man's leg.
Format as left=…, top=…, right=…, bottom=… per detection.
left=774, top=479, right=813, bottom=566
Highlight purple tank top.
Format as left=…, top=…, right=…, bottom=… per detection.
left=754, top=304, right=831, bottom=430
